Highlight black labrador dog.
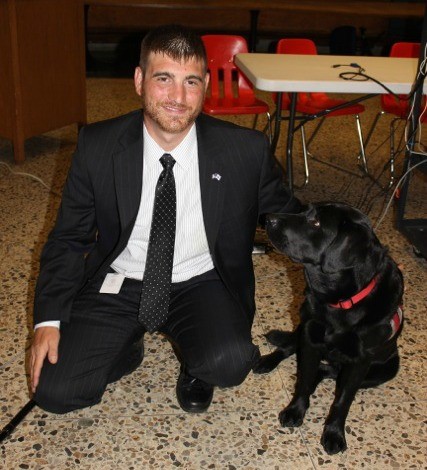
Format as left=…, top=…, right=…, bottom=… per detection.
left=254, top=202, right=404, bottom=455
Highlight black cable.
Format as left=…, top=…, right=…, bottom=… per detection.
left=361, top=119, right=425, bottom=218
left=335, top=58, right=426, bottom=103
left=0, top=400, right=36, bottom=443
left=339, top=71, right=418, bottom=101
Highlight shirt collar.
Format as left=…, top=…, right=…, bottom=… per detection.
left=143, top=123, right=197, bottom=171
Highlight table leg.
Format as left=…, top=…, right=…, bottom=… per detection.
left=286, top=92, right=297, bottom=194
left=249, top=10, right=259, bottom=52
left=271, top=92, right=282, bottom=154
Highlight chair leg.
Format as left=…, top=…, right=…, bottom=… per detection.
left=289, top=123, right=310, bottom=189
left=252, top=114, right=259, bottom=131
left=304, top=114, right=369, bottom=178
left=355, top=114, right=368, bottom=173
left=363, top=110, right=384, bottom=150
left=305, top=116, right=326, bottom=149
left=266, top=111, right=272, bottom=144
left=270, top=110, right=282, bottom=155
left=262, top=110, right=275, bottom=133
left=253, top=113, right=272, bottom=144
left=388, top=117, right=404, bottom=187
left=299, top=125, right=310, bottom=186
left=355, top=110, right=384, bottom=174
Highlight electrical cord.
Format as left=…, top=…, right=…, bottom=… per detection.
left=358, top=109, right=426, bottom=209
left=0, top=161, right=62, bottom=198
left=338, top=69, right=423, bottom=101
left=334, top=48, right=427, bottom=103
left=374, top=158, right=427, bottom=229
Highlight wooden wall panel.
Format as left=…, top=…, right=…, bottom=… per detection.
left=0, top=0, right=15, bottom=140
left=15, top=0, right=86, bottom=136
left=87, top=5, right=389, bottom=40
left=0, top=0, right=86, bottom=162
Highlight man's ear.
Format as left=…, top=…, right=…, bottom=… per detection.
left=134, top=67, right=143, bottom=96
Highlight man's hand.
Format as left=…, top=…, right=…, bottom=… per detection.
left=30, top=327, right=60, bottom=393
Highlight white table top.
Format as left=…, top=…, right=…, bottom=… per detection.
left=235, top=53, right=424, bottom=95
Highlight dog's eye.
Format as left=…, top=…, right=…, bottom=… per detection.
left=308, top=218, right=321, bottom=228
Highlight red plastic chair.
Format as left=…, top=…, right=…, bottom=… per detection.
left=364, top=42, right=425, bottom=186
left=381, top=43, right=421, bottom=119
left=274, top=38, right=367, bottom=185
left=202, top=35, right=271, bottom=141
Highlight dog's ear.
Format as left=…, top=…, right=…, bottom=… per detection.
left=320, top=218, right=381, bottom=273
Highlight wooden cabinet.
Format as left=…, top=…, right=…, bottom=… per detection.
left=0, top=0, right=86, bottom=163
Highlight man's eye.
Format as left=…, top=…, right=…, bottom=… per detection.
left=308, top=219, right=321, bottom=228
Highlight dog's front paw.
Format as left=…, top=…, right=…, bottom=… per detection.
left=279, top=404, right=305, bottom=427
left=320, top=426, right=347, bottom=455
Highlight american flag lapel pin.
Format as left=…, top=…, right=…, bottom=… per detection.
left=212, top=173, right=221, bottom=181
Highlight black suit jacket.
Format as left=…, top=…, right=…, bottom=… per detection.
left=34, top=110, right=300, bottom=325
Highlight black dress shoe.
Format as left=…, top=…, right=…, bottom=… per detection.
left=176, top=370, right=214, bottom=413
left=108, top=338, right=144, bottom=383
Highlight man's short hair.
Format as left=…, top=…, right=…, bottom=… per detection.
left=139, top=24, right=207, bottom=74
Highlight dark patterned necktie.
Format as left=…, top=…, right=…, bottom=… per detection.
left=138, top=153, right=176, bottom=332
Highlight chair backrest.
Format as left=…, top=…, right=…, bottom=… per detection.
left=276, top=38, right=317, bottom=55
left=202, top=35, right=253, bottom=99
left=389, top=42, right=420, bottom=58
left=276, top=39, right=322, bottom=103
left=382, top=41, right=423, bottom=112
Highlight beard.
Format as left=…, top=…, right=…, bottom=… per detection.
left=142, top=95, right=203, bottom=134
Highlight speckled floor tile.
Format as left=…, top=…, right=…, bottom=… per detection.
left=0, top=359, right=31, bottom=420
left=1, top=79, right=425, bottom=469
left=300, top=402, right=426, bottom=469
left=1, top=411, right=316, bottom=470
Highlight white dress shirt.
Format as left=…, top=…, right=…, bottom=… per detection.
left=112, top=123, right=214, bottom=281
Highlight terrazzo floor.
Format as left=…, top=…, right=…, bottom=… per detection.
left=0, top=78, right=426, bottom=469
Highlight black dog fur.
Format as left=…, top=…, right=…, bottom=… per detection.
left=253, top=202, right=404, bottom=455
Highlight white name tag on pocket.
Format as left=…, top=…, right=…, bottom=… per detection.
left=99, top=273, right=125, bottom=294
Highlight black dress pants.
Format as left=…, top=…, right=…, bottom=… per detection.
left=34, top=270, right=259, bottom=414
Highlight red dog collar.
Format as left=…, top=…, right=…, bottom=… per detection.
left=329, top=276, right=403, bottom=339
left=329, top=276, right=378, bottom=309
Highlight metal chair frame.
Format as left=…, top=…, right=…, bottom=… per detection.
left=362, top=42, right=422, bottom=188
left=272, top=38, right=368, bottom=187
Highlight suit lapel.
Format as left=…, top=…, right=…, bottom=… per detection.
left=196, top=116, right=226, bottom=251
left=112, top=113, right=226, bottom=254
left=113, top=112, right=144, bottom=232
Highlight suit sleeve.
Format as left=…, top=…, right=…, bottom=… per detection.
left=33, top=127, right=97, bottom=324
left=258, top=137, right=302, bottom=216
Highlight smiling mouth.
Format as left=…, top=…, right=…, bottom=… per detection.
left=163, top=102, right=189, bottom=113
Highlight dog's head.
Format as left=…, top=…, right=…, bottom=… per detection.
left=266, top=202, right=384, bottom=273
